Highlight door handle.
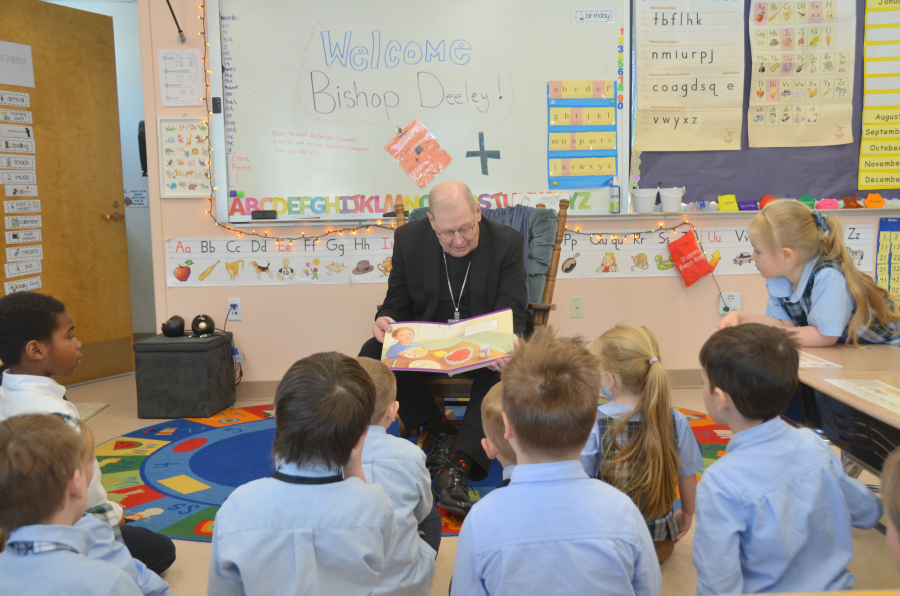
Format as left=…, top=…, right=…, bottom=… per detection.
left=102, top=213, right=125, bottom=221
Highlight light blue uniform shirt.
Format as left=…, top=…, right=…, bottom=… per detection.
left=361, top=425, right=435, bottom=596
left=0, top=524, right=143, bottom=596
left=693, top=417, right=882, bottom=595
left=207, top=461, right=396, bottom=596
left=75, top=514, right=174, bottom=596
left=451, top=460, right=661, bottom=596
left=579, top=402, right=705, bottom=479
left=501, top=463, right=516, bottom=483
left=765, top=257, right=855, bottom=338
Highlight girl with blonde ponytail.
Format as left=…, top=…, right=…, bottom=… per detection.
left=579, top=325, right=704, bottom=563
left=718, top=200, right=900, bottom=346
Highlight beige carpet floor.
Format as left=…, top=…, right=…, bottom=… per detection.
left=65, top=375, right=900, bottom=596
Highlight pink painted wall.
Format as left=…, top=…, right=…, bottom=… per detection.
left=137, top=0, right=885, bottom=381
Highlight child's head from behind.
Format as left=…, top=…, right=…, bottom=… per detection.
left=502, top=328, right=599, bottom=459
left=700, top=324, right=798, bottom=424
left=273, top=352, right=375, bottom=470
left=391, top=327, right=415, bottom=345
left=593, top=325, right=679, bottom=518
left=881, top=447, right=900, bottom=573
left=480, top=383, right=516, bottom=466
left=750, top=200, right=899, bottom=343
left=0, top=292, right=81, bottom=376
left=356, top=357, right=398, bottom=425
left=0, top=414, right=88, bottom=534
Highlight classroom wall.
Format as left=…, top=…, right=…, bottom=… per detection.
left=48, top=0, right=156, bottom=335
left=137, top=0, right=888, bottom=386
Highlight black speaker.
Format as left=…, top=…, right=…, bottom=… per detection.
left=161, top=315, right=185, bottom=337
left=191, top=314, right=215, bottom=336
left=138, top=120, right=147, bottom=177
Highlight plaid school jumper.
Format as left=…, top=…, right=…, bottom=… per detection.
left=779, top=259, right=900, bottom=345
left=597, top=414, right=679, bottom=542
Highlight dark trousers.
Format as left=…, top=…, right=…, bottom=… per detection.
left=360, top=337, right=499, bottom=480
left=418, top=506, right=443, bottom=556
left=121, top=524, right=177, bottom=575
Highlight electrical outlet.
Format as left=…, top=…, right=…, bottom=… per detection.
left=718, top=293, right=741, bottom=314
left=227, top=298, right=242, bottom=321
left=571, top=296, right=584, bottom=318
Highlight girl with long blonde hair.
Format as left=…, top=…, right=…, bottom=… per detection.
left=719, top=200, right=900, bottom=345
left=579, top=325, right=703, bottom=563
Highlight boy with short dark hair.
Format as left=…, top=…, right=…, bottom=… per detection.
left=480, top=383, right=516, bottom=487
left=357, top=357, right=438, bottom=596
left=694, top=324, right=882, bottom=594
left=451, top=328, right=661, bottom=596
left=0, top=414, right=143, bottom=596
left=0, top=292, right=175, bottom=575
left=208, top=352, right=396, bottom=596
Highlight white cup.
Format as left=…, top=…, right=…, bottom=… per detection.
left=632, top=188, right=658, bottom=213
left=659, top=187, right=685, bottom=213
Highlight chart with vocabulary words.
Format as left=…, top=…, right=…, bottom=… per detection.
left=749, top=0, right=855, bottom=146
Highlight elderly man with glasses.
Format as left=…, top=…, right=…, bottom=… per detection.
left=359, top=180, right=528, bottom=516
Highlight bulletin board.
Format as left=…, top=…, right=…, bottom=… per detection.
left=207, top=0, right=632, bottom=223
left=635, top=0, right=897, bottom=203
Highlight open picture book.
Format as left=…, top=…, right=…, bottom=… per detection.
left=380, top=309, right=516, bottom=375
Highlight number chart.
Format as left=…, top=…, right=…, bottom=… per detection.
left=748, top=0, right=855, bottom=147
left=877, top=218, right=900, bottom=295
left=547, top=80, right=618, bottom=189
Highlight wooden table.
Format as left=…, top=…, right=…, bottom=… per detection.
left=794, top=345, right=900, bottom=476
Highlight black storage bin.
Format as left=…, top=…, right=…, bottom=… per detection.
left=134, top=332, right=236, bottom=419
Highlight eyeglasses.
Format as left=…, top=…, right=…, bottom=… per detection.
left=435, top=223, right=476, bottom=240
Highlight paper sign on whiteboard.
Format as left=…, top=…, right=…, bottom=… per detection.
left=0, top=41, right=35, bottom=88
left=4, top=275, right=41, bottom=295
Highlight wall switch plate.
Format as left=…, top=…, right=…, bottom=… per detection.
left=718, top=293, right=741, bottom=314
left=571, top=296, right=584, bottom=318
left=227, top=298, right=242, bottom=321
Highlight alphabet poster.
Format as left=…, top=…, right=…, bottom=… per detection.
left=165, top=236, right=395, bottom=287
left=635, top=0, right=745, bottom=151
left=748, top=0, right=856, bottom=147
left=555, top=224, right=873, bottom=279
left=157, top=118, right=212, bottom=198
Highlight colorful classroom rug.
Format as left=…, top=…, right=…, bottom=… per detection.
left=97, top=406, right=730, bottom=542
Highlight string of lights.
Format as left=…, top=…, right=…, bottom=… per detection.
left=189, top=7, right=722, bottom=301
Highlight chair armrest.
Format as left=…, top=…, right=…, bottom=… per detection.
left=527, top=303, right=556, bottom=311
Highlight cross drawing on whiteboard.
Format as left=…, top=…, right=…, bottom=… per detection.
left=466, top=132, right=500, bottom=175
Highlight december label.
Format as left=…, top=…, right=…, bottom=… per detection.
left=861, top=172, right=900, bottom=186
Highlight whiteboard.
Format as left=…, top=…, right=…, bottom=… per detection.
left=209, top=0, right=631, bottom=223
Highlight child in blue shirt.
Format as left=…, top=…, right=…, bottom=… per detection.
left=0, top=414, right=143, bottom=596
left=357, top=357, right=438, bottom=596
left=718, top=200, right=900, bottom=346
left=580, top=325, right=703, bottom=563
left=384, top=327, right=425, bottom=359
left=480, top=383, right=516, bottom=487
left=207, top=352, right=396, bottom=596
left=451, top=329, right=661, bottom=596
left=693, top=324, right=883, bottom=594
left=0, top=291, right=176, bottom=575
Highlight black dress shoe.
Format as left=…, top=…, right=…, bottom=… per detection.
left=425, top=432, right=454, bottom=476
left=433, top=462, right=472, bottom=516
